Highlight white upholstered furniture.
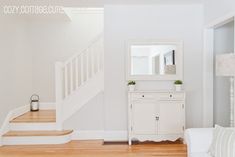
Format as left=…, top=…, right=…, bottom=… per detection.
left=185, top=128, right=214, bottom=157
left=128, top=90, right=185, bottom=145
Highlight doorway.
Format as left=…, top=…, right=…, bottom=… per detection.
left=213, top=21, right=234, bottom=126
left=203, top=16, right=235, bottom=127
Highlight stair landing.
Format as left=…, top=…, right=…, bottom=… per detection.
left=3, top=110, right=73, bottom=145
left=10, top=110, right=56, bottom=123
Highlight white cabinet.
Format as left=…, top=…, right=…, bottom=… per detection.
left=132, top=101, right=156, bottom=135
left=128, top=91, right=185, bottom=145
left=158, top=102, right=184, bottom=135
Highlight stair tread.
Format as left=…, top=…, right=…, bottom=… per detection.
left=10, top=110, right=56, bottom=123
left=3, top=130, right=73, bottom=137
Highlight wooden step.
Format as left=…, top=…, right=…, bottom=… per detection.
left=10, top=110, right=56, bottom=123
left=3, top=130, right=73, bottom=137
left=2, top=130, right=73, bottom=145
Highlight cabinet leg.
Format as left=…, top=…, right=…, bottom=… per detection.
left=128, top=139, right=132, bottom=145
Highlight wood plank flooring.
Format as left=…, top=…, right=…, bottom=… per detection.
left=3, top=130, right=73, bottom=137
left=0, top=140, right=187, bottom=157
left=10, top=110, right=56, bottom=123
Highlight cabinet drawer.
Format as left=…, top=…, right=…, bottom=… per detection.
left=131, top=93, right=155, bottom=100
left=159, top=93, right=184, bottom=100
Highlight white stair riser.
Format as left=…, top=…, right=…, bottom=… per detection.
left=2, top=134, right=72, bottom=145
left=10, top=123, right=57, bottom=131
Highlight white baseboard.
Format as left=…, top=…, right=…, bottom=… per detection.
left=104, top=131, right=128, bottom=141
left=72, top=130, right=104, bottom=140
left=71, top=130, right=128, bottom=141
left=40, top=102, right=56, bottom=110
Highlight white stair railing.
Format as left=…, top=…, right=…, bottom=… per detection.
left=55, top=33, right=104, bottom=129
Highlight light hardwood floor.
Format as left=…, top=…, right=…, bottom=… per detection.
left=0, top=140, right=187, bottom=157
left=10, top=110, right=56, bottom=123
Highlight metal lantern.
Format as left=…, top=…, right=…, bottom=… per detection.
left=30, top=94, right=40, bottom=112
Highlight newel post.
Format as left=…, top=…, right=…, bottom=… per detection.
left=55, top=62, right=64, bottom=130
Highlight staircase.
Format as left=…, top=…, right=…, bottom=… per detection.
left=1, top=34, right=104, bottom=145
left=2, top=110, right=73, bottom=145
left=55, top=33, right=104, bottom=129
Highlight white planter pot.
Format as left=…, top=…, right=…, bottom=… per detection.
left=129, top=85, right=136, bottom=91
left=175, top=85, right=182, bottom=92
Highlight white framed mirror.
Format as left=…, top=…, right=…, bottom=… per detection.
left=127, top=40, right=183, bottom=80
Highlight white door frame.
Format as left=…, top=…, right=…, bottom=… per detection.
left=203, top=13, right=235, bottom=127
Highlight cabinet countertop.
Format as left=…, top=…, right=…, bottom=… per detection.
left=128, top=90, right=185, bottom=93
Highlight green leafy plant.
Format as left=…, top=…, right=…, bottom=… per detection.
left=174, top=80, right=183, bottom=85
left=127, top=80, right=136, bottom=86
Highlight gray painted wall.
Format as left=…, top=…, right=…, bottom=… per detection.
left=204, top=0, right=235, bottom=24
left=0, top=15, right=33, bottom=126
left=64, top=92, right=104, bottom=130
left=104, top=5, right=204, bottom=131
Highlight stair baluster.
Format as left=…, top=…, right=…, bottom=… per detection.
left=55, top=33, right=104, bottom=129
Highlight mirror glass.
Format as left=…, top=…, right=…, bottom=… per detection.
left=127, top=41, right=183, bottom=80
left=131, top=44, right=177, bottom=75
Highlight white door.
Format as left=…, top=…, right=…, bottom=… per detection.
left=132, top=100, right=156, bottom=135
left=158, top=101, right=184, bottom=135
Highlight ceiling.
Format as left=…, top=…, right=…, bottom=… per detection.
left=0, top=0, right=204, bottom=7
left=105, top=0, right=204, bottom=5
left=0, top=0, right=203, bottom=20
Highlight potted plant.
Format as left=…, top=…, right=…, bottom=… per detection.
left=174, top=80, right=183, bottom=91
left=127, top=80, right=136, bottom=91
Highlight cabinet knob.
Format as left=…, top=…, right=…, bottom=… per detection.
left=156, top=117, right=159, bottom=121
left=170, top=94, right=172, bottom=97
left=142, top=95, right=145, bottom=97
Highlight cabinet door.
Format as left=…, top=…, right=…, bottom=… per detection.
left=132, top=101, right=156, bottom=135
left=158, top=102, right=184, bottom=135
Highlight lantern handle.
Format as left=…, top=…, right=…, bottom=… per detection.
left=30, top=94, right=40, bottom=101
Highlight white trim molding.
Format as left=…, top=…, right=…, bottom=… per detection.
left=71, top=130, right=128, bottom=141
left=72, top=130, right=104, bottom=140
left=205, top=12, right=235, bottom=29
left=104, top=131, right=128, bottom=142
left=203, top=29, right=214, bottom=127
